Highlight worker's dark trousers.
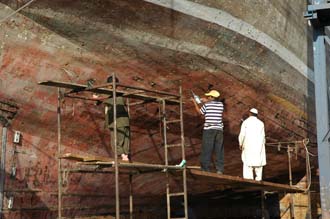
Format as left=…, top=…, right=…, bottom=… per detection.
left=110, top=126, right=130, bottom=156
left=200, top=129, right=224, bottom=172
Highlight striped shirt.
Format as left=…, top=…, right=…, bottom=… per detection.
left=200, top=100, right=224, bottom=130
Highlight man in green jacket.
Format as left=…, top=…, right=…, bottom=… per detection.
left=104, top=76, right=130, bottom=161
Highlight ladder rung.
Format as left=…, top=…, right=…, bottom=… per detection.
left=166, top=143, right=182, bottom=148
left=169, top=192, right=185, bottom=197
left=166, top=119, right=181, bottom=124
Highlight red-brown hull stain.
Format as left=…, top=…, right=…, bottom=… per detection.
left=0, top=0, right=317, bottom=218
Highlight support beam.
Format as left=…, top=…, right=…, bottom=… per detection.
left=305, top=1, right=330, bottom=218
left=313, top=27, right=330, bottom=218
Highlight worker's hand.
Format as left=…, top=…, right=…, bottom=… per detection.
left=92, top=94, right=102, bottom=105
left=200, top=97, right=208, bottom=102
left=92, top=94, right=99, bottom=99
left=191, top=97, right=198, bottom=104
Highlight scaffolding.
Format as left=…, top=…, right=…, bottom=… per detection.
left=39, top=75, right=310, bottom=219
left=39, top=73, right=188, bottom=219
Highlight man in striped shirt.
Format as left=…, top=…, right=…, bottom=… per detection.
left=192, top=90, right=224, bottom=174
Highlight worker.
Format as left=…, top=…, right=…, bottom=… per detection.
left=192, top=90, right=224, bottom=174
left=238, top=108, right=266, bottom=181
left=104, top=76, right=130, bottom=161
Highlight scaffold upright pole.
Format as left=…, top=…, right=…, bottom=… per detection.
left=57, top=88, right=62, bottom=219
left=179, top=85, right=188, bottom=219
left=112, top=73, right=120, bottom=219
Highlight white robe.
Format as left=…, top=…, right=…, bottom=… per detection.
left=238, top=116, right=266, bottom=166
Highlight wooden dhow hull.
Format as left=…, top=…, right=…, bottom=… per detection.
left=0, top=0, right=316, bottom=218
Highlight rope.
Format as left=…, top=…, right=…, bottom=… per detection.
left=265, top=138, right=317, bottom=154
left=266, top=138, right=318, bottom=157
left=265, top=138, right=313, bottom=193
left=0, top=0, right=36, bottom=23
left=302, top=139, right=312, bottom=193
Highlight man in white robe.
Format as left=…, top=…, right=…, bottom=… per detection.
left=238, top=108, right=266, bottom=181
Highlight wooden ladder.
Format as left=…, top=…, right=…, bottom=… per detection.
left=161, top=85, right=188, bottom=219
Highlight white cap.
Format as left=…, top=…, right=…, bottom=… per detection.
left=250, top=108, right=258, bottom=114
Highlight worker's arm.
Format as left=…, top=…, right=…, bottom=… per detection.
left=238, top=121, right=246, bottom=150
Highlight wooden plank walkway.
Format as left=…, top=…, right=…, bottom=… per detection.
left=61, top=153, right=186, bottom=173
left=61, top=153, right=305, bottom=193
left=188, top=169, right=305, bottom=193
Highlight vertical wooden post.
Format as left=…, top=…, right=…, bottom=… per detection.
left=162, top=100, right=171, bottom=219
left=261, top=190, right=265, bottom=219
left=129, top=174, right=133, bottom=219
left=127, top=98, right=133, bottom=219
left=57, top=88, right=62, bottom=219
left=287, top=146, right=295, bottom=219
left=0, top=125, right=7, bottom=219
left=305, top=142, right=312, bottom=219
left=179, top=85, right=188, bottom=219
left=112, top=73, right=120, bottom=219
